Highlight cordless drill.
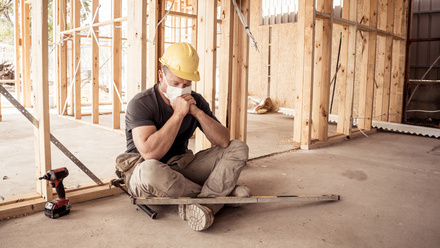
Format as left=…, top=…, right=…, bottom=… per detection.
left=39, top=167, right=71, bottom=219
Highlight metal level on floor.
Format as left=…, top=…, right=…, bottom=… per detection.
left=131, top=194, right=340, bottom=205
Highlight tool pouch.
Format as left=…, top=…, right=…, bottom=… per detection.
left=115, top=153, right=144, bottom=186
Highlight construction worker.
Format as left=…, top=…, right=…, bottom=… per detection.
left=116, top=42, right=250, bottom=231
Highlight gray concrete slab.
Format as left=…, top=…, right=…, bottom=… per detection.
left=1, top=130, right=439, bottom=247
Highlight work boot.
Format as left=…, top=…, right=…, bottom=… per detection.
left=227, top=185, right=252, bottom=207
left=178, top=204, right=214, bottom=231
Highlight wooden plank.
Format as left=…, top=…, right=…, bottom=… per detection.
left=370, top=0, right=378, bottom=28
left=58, top=0, right=67, bottom=115
left=229, top=0, right=249, bottom=142
left=127, top=0, right=147, bottom=101
left=270, top=24, right=296, bottom=109
left=218, top=0, right=234, bottom=126
left=312, top=17, right=331, bottom=141
left=21, top=1, right=32, bottom=108
left=293, top=1, right=306, bottom=147
left=381, top=36, right=393, bottom=121
left=73, top=0, right=81, bottom=119
left=389, top=39, right=403, bottom=122
left=32, top=0, right=52, bottom=201
left=357, top=31, right=370, bottom=129
left=0, top=183, right=122, bottom=221
left=343, top=25, right=357, bottom=135
left=92, top=0, right=100, bottom=124
left=145, top=0, right=160, bottom=92
left=377, top=0, right=387, bottom=30
left=363, top=31, right=377, bottom=129
left=14, top=0, right=20, bottom=103
left=195, top=0, right=217, bottom=152
left=373, top=35, right=386, bottom=121
left=336, top=26, right=349, bottom=134
left=112, top=0, right=122, bottom=129
left=295, top=0, right=315, bottom=149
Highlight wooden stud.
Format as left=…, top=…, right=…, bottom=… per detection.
left=373, top=35, right=386, bottom=121
left=14, top=0, right=20, bottom=103
left=112, top=0, right=122, bottom=129
left=294, top=0, right=315, bottom=149
left=195, top=0, right=217, bottom=152
left=312, top=16, right=331, bottom=141
left=343, top=25, right=357, bottom=135
left=145, top=0, right=160, bottom=93
left=127, top=0, right=147, bottom=100
left=389, top=39, right=404, bottom=122
left=58, top=0, right=67, bottom=115
left=228, top=0, right=249, bottom=142
left=218, top=0, right=234, bottom=127
left=32, top=0, right=52, bottom=201
left=92, top=0, right=100, bottom=124
left=336, top=26, right=349, bottom=134
left=73, top=0, right=81, bottom=119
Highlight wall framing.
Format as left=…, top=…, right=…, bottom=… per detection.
left=0, top=0, right=410, bottom=219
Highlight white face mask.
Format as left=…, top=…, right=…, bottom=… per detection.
left=161, top=72, right=192, bottom=103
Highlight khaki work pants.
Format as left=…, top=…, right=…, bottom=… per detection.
left=128, top=140, right=249, bottom=203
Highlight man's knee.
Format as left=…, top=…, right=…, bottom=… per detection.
left=136, top=159, right=164, bottom=186
left=225, top=140, right=249, bottom=161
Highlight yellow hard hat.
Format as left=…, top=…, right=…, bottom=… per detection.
left=159, top=42, right=200, bottom=81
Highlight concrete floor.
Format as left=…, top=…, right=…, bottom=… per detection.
left=1, top=108, right=440, bottom=247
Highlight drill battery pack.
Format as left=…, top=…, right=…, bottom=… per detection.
left=44, top=198, right=71, bottom=219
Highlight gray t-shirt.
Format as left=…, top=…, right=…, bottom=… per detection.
left=125, top=84, right=219, bottom=163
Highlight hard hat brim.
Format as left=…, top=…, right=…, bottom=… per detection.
left=159, top=57, right=200, bottom=82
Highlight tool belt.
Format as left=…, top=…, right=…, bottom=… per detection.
left=114, top=150, right=195, bottom=190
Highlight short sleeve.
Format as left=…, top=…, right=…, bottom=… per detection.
left=125, top=96, right=156, bottom=133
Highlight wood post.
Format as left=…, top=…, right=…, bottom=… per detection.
left=73, top=0, right=81, bottom=119
left=32, top=0, right=52, bottom=201
left=127, top=0, right=147, bottom=101
left=229, top=0, right=249, bottom=142
left=145, top=0, right=163, bottom=92
left=92, top=0, right=100, bottom=124
left=13, top=0, right=20, bottom=103
left=294, top=0, right=315, bottom=149
left=112, top=0, right=122, bottom=129
left=195, top=0, right=217, bottom=152
left=57, top=0, right=67, bottom=115
left=218, top=0, right=234, bottom=127
left=312, top=0, right=332, bottom=141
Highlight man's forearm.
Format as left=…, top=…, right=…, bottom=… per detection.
left=193, top=109, right=230, bottom=148
left=139, top=113, right=184, bottom=160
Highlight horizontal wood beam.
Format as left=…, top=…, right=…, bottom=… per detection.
left=60, top=17, right=128, bottom=35
left=0, top=182, right=123, bottom=220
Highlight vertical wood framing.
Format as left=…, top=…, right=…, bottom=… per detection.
left=92, top=0, right=100, bottom=124
left=32, top=0, right=52, bottom=201
left=127, top=0, right=147, bottom=101
left=218, top=0, right=234, bottom=127
left=73, top=0, right=81, bottom=119
left=229, top=0, right=249, bottom=142
left=146, top=0, right=163, bottom=92
left=112, top=0, right=122, bottom=129
left=336, top=26, right=349, bottom=134
left=57, top=0, right=67, bottom=115
left=343, top=25, right=357, bottom=135
left=357, top=31, right=370, bottom=129
left=21, top=1, right=31, bottom=107
left=195, top=0, right=217, bottom=152
left=312, top=18, right=331, bottom=141
left=294, top=0, right=315, bottom=149
left=374, top=35, right=386, bottom=121
left=14, top=0, right=20, bottom=103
